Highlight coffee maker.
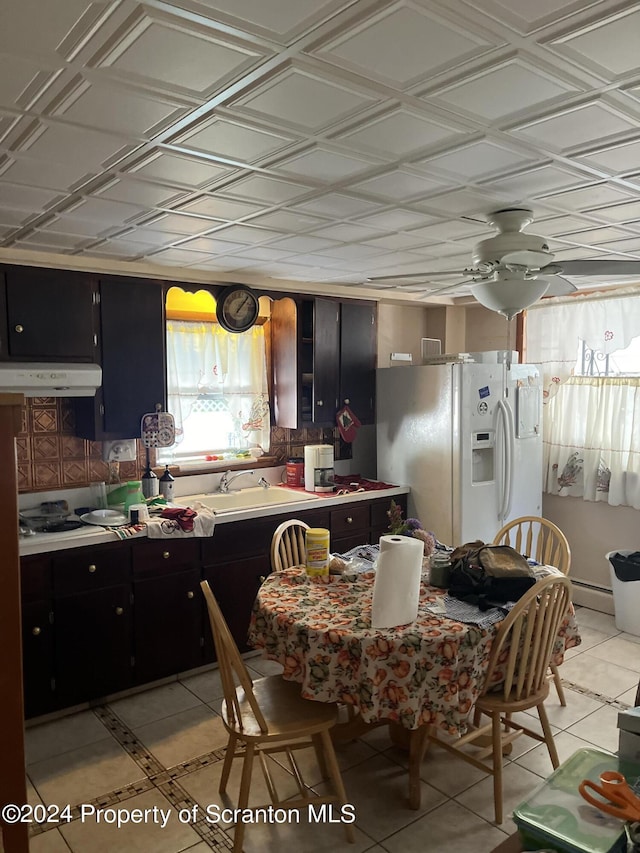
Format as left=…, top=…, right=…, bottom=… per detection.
left=304, top=444, right=335, bottom=492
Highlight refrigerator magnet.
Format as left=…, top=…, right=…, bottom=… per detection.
left=479, top=386, right=490, bottom=398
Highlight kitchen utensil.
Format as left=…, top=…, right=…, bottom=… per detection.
left=128, top=503, right=149, bottom=523
left=20, top=500, right=70, bottom=531
left=579, top=771, right=640, bottom=822
left=89, top=481, right=107, bottom=510
left=80, top=509, right=128, bottom=527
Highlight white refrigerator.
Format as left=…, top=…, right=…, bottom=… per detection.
left=376, top=353, right=542, bottom=546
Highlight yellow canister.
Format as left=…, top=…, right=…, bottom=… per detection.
left=305, top=527, right=330, bottom=577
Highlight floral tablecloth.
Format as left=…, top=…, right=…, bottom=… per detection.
left=248, top=568, right=581, bottom=735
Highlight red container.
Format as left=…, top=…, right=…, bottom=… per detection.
left=286, top=459, right=304, bottom=487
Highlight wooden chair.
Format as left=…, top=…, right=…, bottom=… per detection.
left=200, top=581, right=354, bottom=852
left=493, top=516, right=571, bottom=706
left=270, top=519, right=309, bottom=571
left=426, top=574, right=572, bottom=824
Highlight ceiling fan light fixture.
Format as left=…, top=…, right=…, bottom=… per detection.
left=471, top=278, right=550, bottom=320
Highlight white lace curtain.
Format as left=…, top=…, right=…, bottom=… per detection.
left=526, top=289, right=640, bottom=507
left=166, top=320, right=270, bottom=455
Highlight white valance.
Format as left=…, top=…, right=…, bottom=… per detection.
left=526, top=287, right=640, bottom=401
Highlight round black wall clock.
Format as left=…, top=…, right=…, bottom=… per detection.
left=216, top=285, right=260, bottom=333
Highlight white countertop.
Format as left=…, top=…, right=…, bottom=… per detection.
left=19, top=486, right=409, bottom=556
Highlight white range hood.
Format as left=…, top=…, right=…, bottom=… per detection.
left=0, top=363, right=102, bottom=396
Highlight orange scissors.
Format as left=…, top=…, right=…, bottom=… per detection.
left=579, top=770, right=640, bottom=822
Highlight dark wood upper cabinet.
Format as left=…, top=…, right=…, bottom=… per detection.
left=306, top=297, right=340, bottom=426
left=0, top=266, right=98, bottom=361
left=271, top=295, right=375, bottom=429
left=340, top=301, right=376, bottom=426
left=74, top=277, right=166, bottom=440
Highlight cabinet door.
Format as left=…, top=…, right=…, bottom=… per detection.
left=22, top=601, right=55, bottom=718
left=74, top=278, right=165, bottom=440
left=371, top=495, right=407, bottom=541
left=134, top=569, right=203, bottom=683
left=54, top=586, right=132, bottom=706
left=2, top=267, right=97, bottom=360
left=340, top=301, right=376, bottom=425
left=204, top=555, right=269, bottom=655
left=310, top=298, right=339, bottom=425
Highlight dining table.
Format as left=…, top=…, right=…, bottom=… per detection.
left=248, top=563, right=582, bottom=809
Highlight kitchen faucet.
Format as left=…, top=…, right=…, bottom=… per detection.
left=218, top=469, right=255, bottom=493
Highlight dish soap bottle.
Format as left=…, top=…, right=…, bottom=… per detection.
left=159, top=465, right=175, bottom=502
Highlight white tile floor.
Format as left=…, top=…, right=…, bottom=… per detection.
left=18, top=607, right=638, bottom=853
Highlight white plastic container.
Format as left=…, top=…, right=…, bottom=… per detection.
left=606, top=549, right=640, bottom=637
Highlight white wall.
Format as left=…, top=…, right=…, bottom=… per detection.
left=464, top=304, right=516, bottom=352
left=376, top=303, right=429, bottom=367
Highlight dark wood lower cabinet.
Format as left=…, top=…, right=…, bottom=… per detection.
left=21, top=601, right=55, bottom=718
left=20, top=493, right=408, bottom=717
left=134, top=569, right=203, bottom=683
left=54, top=585, right=133, bottom=706
left=204, top=555, right=269, bottom=655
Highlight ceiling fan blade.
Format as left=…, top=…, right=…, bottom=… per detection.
left=367, top=269, right=472, bottom=281
left=545, top=276, right=577, bottom=297
left=417, top=280, right=475, bottom=298
left=543, top=259, right=640, bottom=276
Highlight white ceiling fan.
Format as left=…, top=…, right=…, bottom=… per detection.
left=367, top=208, right=640, bottom=319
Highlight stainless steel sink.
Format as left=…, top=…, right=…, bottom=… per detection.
left=179, top=486, right=317, bottom=513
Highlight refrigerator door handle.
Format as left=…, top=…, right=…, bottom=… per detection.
left=502, top=398, right=515, bottom=521
left=496, top=399, right=512, bottom=522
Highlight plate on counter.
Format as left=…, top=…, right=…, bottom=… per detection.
left=80, top=509, right=128, bottom=527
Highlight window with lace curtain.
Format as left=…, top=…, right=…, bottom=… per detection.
left=525, top=288, right=640, bottom=509
left=158, top=289, right=270, bottom=466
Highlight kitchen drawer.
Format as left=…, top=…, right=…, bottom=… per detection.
left=132, top=539, right=200, bottom=578
left=53, top=547, right=131, bottom=595
left=21, top=555, right=52, bottom=602
left=202, top=518, right=273, bottom=565
left=330, top=504, right=369, bottom=537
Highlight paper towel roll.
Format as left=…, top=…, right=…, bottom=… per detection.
left=372, top=535, right=424, bottom=629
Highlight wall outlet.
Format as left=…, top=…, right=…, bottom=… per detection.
left=103, top=439, right=137, bottom=462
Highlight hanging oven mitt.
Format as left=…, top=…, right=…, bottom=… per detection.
left=336, top=403, right=361, bottom=443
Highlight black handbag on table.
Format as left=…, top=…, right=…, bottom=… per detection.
left=448, top=543, right=536, bottom=611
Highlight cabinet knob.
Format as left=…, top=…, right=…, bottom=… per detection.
left=162, top=550, right=170, bottom=559
left=115, top=607, right=124, bottom=616
left=316, top=400, right=323, bottom=407
left=15, top=324, right=24, bottom=333
left=344, top=398, right=350, bottom=405
left=186, top=591, right=194, bottom=599
left=32, top=626, right=41, bottom=636
left=346, top=516, right=353, bottom=524
left=88, top=564, right=97, bottom=573
left=259, top=575, right=266, bottom=583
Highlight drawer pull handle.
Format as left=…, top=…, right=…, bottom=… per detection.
left=88, top=564, right=97, bottom=573
left=259, top=575, right=266, bottom=583
left=162, top=551, right=170, bottom=559
left=32, top=626, right=41, bottom=636
left=115, top=607, right=124, bottom=616
left=15, top=324, right=24, bottom=333
left=186, top=591, right=194, bottom=599
left=317, top=399, right=323, bottom=407
left=346, top=516, right=353, bottom=524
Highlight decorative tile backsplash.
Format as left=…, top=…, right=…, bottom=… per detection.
left=17, top=397, right=340, bottom=493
